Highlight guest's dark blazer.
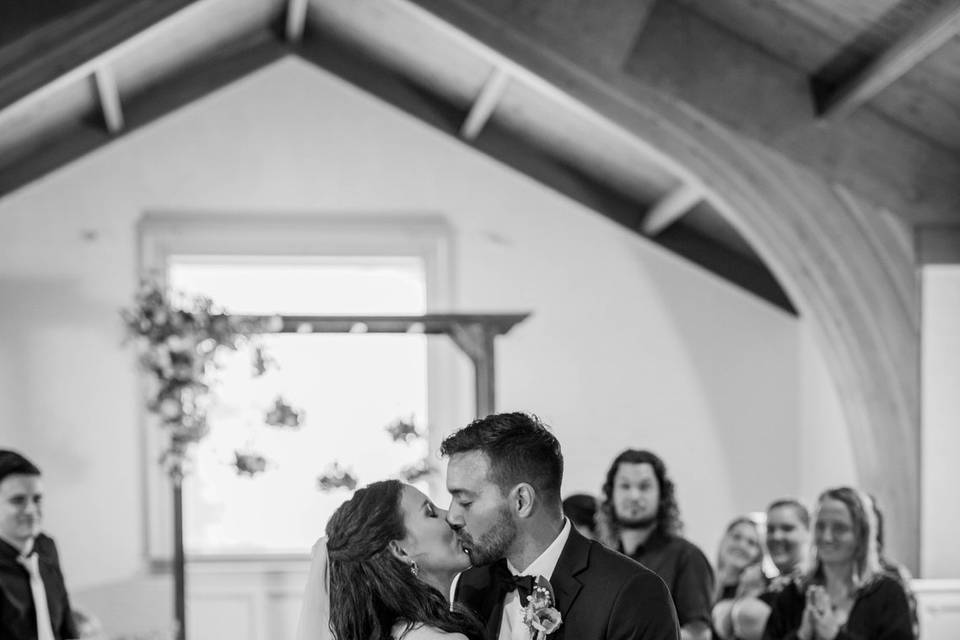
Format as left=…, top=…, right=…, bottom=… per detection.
left=455, top=526, right=680, bottom=640
left=0, top=534, right=78, bottom=640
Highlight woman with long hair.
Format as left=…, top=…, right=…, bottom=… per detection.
left=711, top=516, right=767, bottom=639
left=296, top=480, right=484, bottom=640
left=762, top=487, right=913, bottom=640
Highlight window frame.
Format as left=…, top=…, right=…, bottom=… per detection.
left=137, top=212, right=457, bottom=563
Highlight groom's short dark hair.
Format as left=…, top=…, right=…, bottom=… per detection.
left=441, top=412, right=563, bottom=504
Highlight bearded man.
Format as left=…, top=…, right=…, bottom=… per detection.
left=444, top=413, right=679, bottom=640
left=595, top=450, right=714, bottom=640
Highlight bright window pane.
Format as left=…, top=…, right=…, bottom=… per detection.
left=167, top=257, right=428, bottom=555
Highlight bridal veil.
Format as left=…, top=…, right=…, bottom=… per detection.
left=296, top=536, right=333, bottom=640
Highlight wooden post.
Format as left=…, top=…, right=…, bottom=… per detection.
left=172, top=471, right=186, bottom=640
left=448, top=322, right=499, bottom=418
left=473, top=330, right=496, bottom=418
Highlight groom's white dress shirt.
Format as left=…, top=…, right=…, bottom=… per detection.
left=499, top=519, right=571, bottom=640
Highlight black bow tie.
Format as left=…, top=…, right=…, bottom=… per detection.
left=493, top=563, right=537, bottom=604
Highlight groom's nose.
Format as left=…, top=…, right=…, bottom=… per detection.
left=446, top=506, right=464, bottom=530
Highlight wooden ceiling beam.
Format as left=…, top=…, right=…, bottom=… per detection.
left=460, top=66, right=510, bottom=140
left=93, top=65, right=124, bottom=133
left=286, top=0, right=309, bottom=42
left=0, top=34, right=286, bottom=199
left=641, top=182, right=702, bottom=236
left=620, top=1, right=960, bottom=225
left=298, top=30, right=794, bottom=312
left=819, top=0, right=960, bottom=119
left=406, top=0, right=960, bottom=226
left=0, top=0, right=197, bottom=114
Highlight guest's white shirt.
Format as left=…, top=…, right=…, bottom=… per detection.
left=499, top=519, right=571, bottom=640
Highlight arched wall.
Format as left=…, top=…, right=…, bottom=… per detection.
left=601, top=81, right=921, bottom=570
left=408, top=0, right=922, bottom=569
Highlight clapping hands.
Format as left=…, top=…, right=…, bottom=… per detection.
left=798, top=586, right=841, bottom=640
left=735, top=564, right=766, bottom=599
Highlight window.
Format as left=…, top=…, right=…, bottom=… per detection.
left=139, top=215, right=457, bottom=559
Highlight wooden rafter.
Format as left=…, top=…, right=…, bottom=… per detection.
left=286, top=0, right=309, bottom=42
left=460, top=66, right=510, bottom=140
left=641, top=182, right=702, bottom=236
left=819, top=0, right=960, bottom=119
left=0, top=0, right=197, bottom=114
left=93, top=65, right=124, bottom=133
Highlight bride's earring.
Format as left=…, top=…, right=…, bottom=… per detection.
left=410, top=561, right=419, bottom=577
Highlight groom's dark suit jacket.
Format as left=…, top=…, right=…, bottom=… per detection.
left=455, top=527, right=679, bottom=640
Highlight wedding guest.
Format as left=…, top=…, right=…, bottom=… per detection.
left=0, top=450, right=79, bottom=640
left=596, top=449, right=714, bottom=640
left=765, top=499, right=810, bottom=579
left=297, top=479, right=484, bottom=640
left=716, top=499, right=811, bottom=640
left=762, top=487, right=913, bottom=640
left=562, top=493, right=598, bottom=539
left=710, top=517, right=767, bottom=640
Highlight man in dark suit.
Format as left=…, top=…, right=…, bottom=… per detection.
left=0, top=450, right=78, bottom=640
left=443, top=413, right=679, bottom=640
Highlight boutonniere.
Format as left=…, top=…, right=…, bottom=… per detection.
left=521, top=575, right=563, bottom=639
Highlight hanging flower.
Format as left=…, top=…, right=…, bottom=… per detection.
left=264, top=396, right=304, bottom=428
left=399, top=458, right=435, bottom=483
left=251, top=344, right=276, bottom=377
left=233, top=451, right=269, bottom=477
left=385, top=415, right=422, bottom=443
left=317, top=462, right=358, bottom=492
left=122, top=279, right=270, bottom=476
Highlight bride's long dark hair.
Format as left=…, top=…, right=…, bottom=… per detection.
left=326, top=480, right=484, bottom=640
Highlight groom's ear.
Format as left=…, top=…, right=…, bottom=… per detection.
left=513, top=483, right=536, bottom=518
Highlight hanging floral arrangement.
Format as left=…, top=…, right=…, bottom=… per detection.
left=317, top=461, right=358, bottom=492
left=385, top=415, right=422, bottom=443
left=265, top=396, right=304, bottom=429
left=122, top=280, right=301, bottom=478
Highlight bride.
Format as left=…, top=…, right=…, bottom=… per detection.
left=296, top=479, right=484, bottom=640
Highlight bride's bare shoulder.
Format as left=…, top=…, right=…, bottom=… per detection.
left=392, top=623, right=469, bottom=640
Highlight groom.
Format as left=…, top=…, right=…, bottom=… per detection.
left=444, top=413, right=679, bottom=640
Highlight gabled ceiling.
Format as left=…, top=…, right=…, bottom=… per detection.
left=2, top=0, right=958, bottom=314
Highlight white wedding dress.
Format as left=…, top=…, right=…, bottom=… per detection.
left=296, top=537, right=468, bottom=640
left=391, top=622, right=468, bottom=640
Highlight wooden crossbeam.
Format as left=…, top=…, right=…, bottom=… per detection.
left=820, top=0, right=960, bottom=119
left=641, top=182, right=702, bottom=236
left=93, top=65, right=124, bottom=133
left=460, top=66, right=510, bottom=140
left=286, top=0, right=309, bottom=42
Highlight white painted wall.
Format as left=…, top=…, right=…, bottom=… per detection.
left=797, top=326, right=857, bottom=506
left=0, top=56, right=851, bottom=631
left=922, top=266, right=960, bottom=579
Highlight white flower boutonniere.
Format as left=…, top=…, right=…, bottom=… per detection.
left=521, top=576, right=563, bottom=639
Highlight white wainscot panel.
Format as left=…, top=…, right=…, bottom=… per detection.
left=914, top=580, right=960, bottom=640
left=188, top=563, right=309, bottom=640
left=74, top=563, right=310, bottom=640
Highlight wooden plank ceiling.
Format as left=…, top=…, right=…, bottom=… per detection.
left=681, top=0, right=960, bottom=151
left=0, top=0, right=957, bottom=312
